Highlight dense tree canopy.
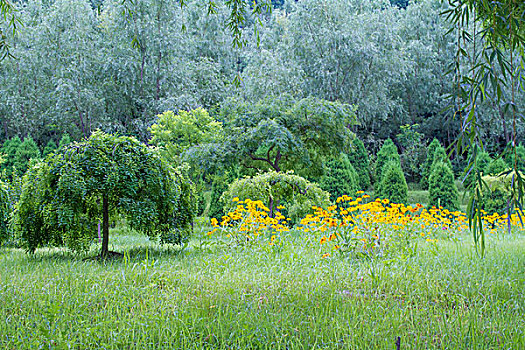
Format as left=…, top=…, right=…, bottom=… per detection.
left=1, top=0, right=523, bottom=153
left=199, top=97, right=356, bottom=177
left=15, top=131, right=195, bottom=257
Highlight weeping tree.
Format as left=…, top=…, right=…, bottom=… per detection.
left=15, top=131, right=195, bottom=257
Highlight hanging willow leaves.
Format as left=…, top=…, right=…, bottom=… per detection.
left=0, top=0, right=20, bottom=60
left=443, top=0, right=525, bottom=256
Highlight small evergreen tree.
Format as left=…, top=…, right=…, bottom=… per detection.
left=420, top=138, right=440, bottom=189
left=347, top=137, right=371, bottom=190
left=0, top=136, right=22, bottom=177
left=430, top=146, right=452, bottom=174
left=486, top=158, right=507, bottom=176
left=58, top=133, right=72, bottom=150
left=374, top=139, right=400, bottom=184
left=14, top=136, right=41, bottom=176
left=428, top=162, right=459, bottom=210
left=43, top=139, right=58, bottom=157
left=376, top=161, right=408, bottom=204
left=319, top=154, right=358, bottom=202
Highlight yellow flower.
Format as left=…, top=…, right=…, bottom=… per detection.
left=322, top=253, right=330, bottom=258
left=320, top=236, right=328, bottom=244
left=232, top=197, right=239, bottom=202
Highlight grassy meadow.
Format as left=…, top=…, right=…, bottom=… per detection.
left=1, top=216, right=524, bottom=349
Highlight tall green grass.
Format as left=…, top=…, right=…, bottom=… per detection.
left=0, top=227, right=524, bottom=349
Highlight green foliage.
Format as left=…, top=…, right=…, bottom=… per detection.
left=428, top=162, right=458, bottom=211
left=58, top=133, right=72, bottom=150
left=430, top=146, right=452, bottom=174
left=376, top=161, right=408, bottom=204
left=149, top=108, right=223, bottom=164
left=15, top=131, right=196, bottom=254
left=478, top=172, right=520, bottom=215
left=505, top=143, right=525, bottom=172
left=374, top=139, right=400, bottom=184
left=420, top=138, right=440, bottom=189
left=463, top=150, right=492, bottom=188
left=397, top=124, right=426, bottom=183
left=319, top=154, right=358, bottom=202
left=208, top=168, right=239, bottom=220
left=218, top=96, right=356, bottom=177
left=0, top=180, right=9, bottom=246
left=347, top=138, right=371, bottom=190
left=221, top=171, right=330, bottom=224
left=42, top=139, right=58, bottom=157
left=486, top=158, right=507, bottom=176
left=13, top=135, right=41, bottom=176
left=0, top=136, right=21, bottom=178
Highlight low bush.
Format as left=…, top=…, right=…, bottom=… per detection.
left=221, top=171, right=330, bottom=224
left=486, top=158, right=507, bottom=176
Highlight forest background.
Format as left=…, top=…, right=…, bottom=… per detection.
left=1, top=0, right=521, bottom=155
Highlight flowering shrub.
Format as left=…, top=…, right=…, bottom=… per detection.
left=208, top=198, right=291, bottom=246
left=208, top=192, right=523, bottom=257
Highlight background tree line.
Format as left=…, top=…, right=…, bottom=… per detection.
left=1, top=0, right=523, bottom=155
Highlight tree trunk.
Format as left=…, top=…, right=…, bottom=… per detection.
left=101, top=194, right=109, bottom=258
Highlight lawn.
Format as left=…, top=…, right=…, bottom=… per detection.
left=0, top=221, right=524, bottom=349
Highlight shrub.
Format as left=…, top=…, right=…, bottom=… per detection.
left=376, top=161, right=408, bottom=204
left=478, top=171, right=522, bottom=215
left=397, top=124, right=426, bottom=183
left=0, top=136, right=21, bottom=178
left=15, top=131, right=196, bottom=256
left=221, top=171, right=330, bottom=224
left=504, top=143, right=525, bottom=172
left=420, top=138, right=440, bottom=189
left=430, top=146, right=452, bottom=172
left=58, top=133, right=72, bottom=150
left=347, top=138, right=371, bottom=190
left=42, top=139, right=57, bottom=157
left=208, top=168, right=239, bottom=220
left=486, top=158, right=507, bottom=176
left=14, top=135, right=41, bottom=175
left=428, top=161, right=459, bottom=210
left=319, top=154, right=358, bottom=202
left=374, top=139, right=400, bottom=184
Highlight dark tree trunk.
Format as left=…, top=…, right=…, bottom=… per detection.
left=101, top=194, right=109, bottom=258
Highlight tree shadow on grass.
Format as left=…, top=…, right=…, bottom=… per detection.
left=24, top=241, right=215, bottom=265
